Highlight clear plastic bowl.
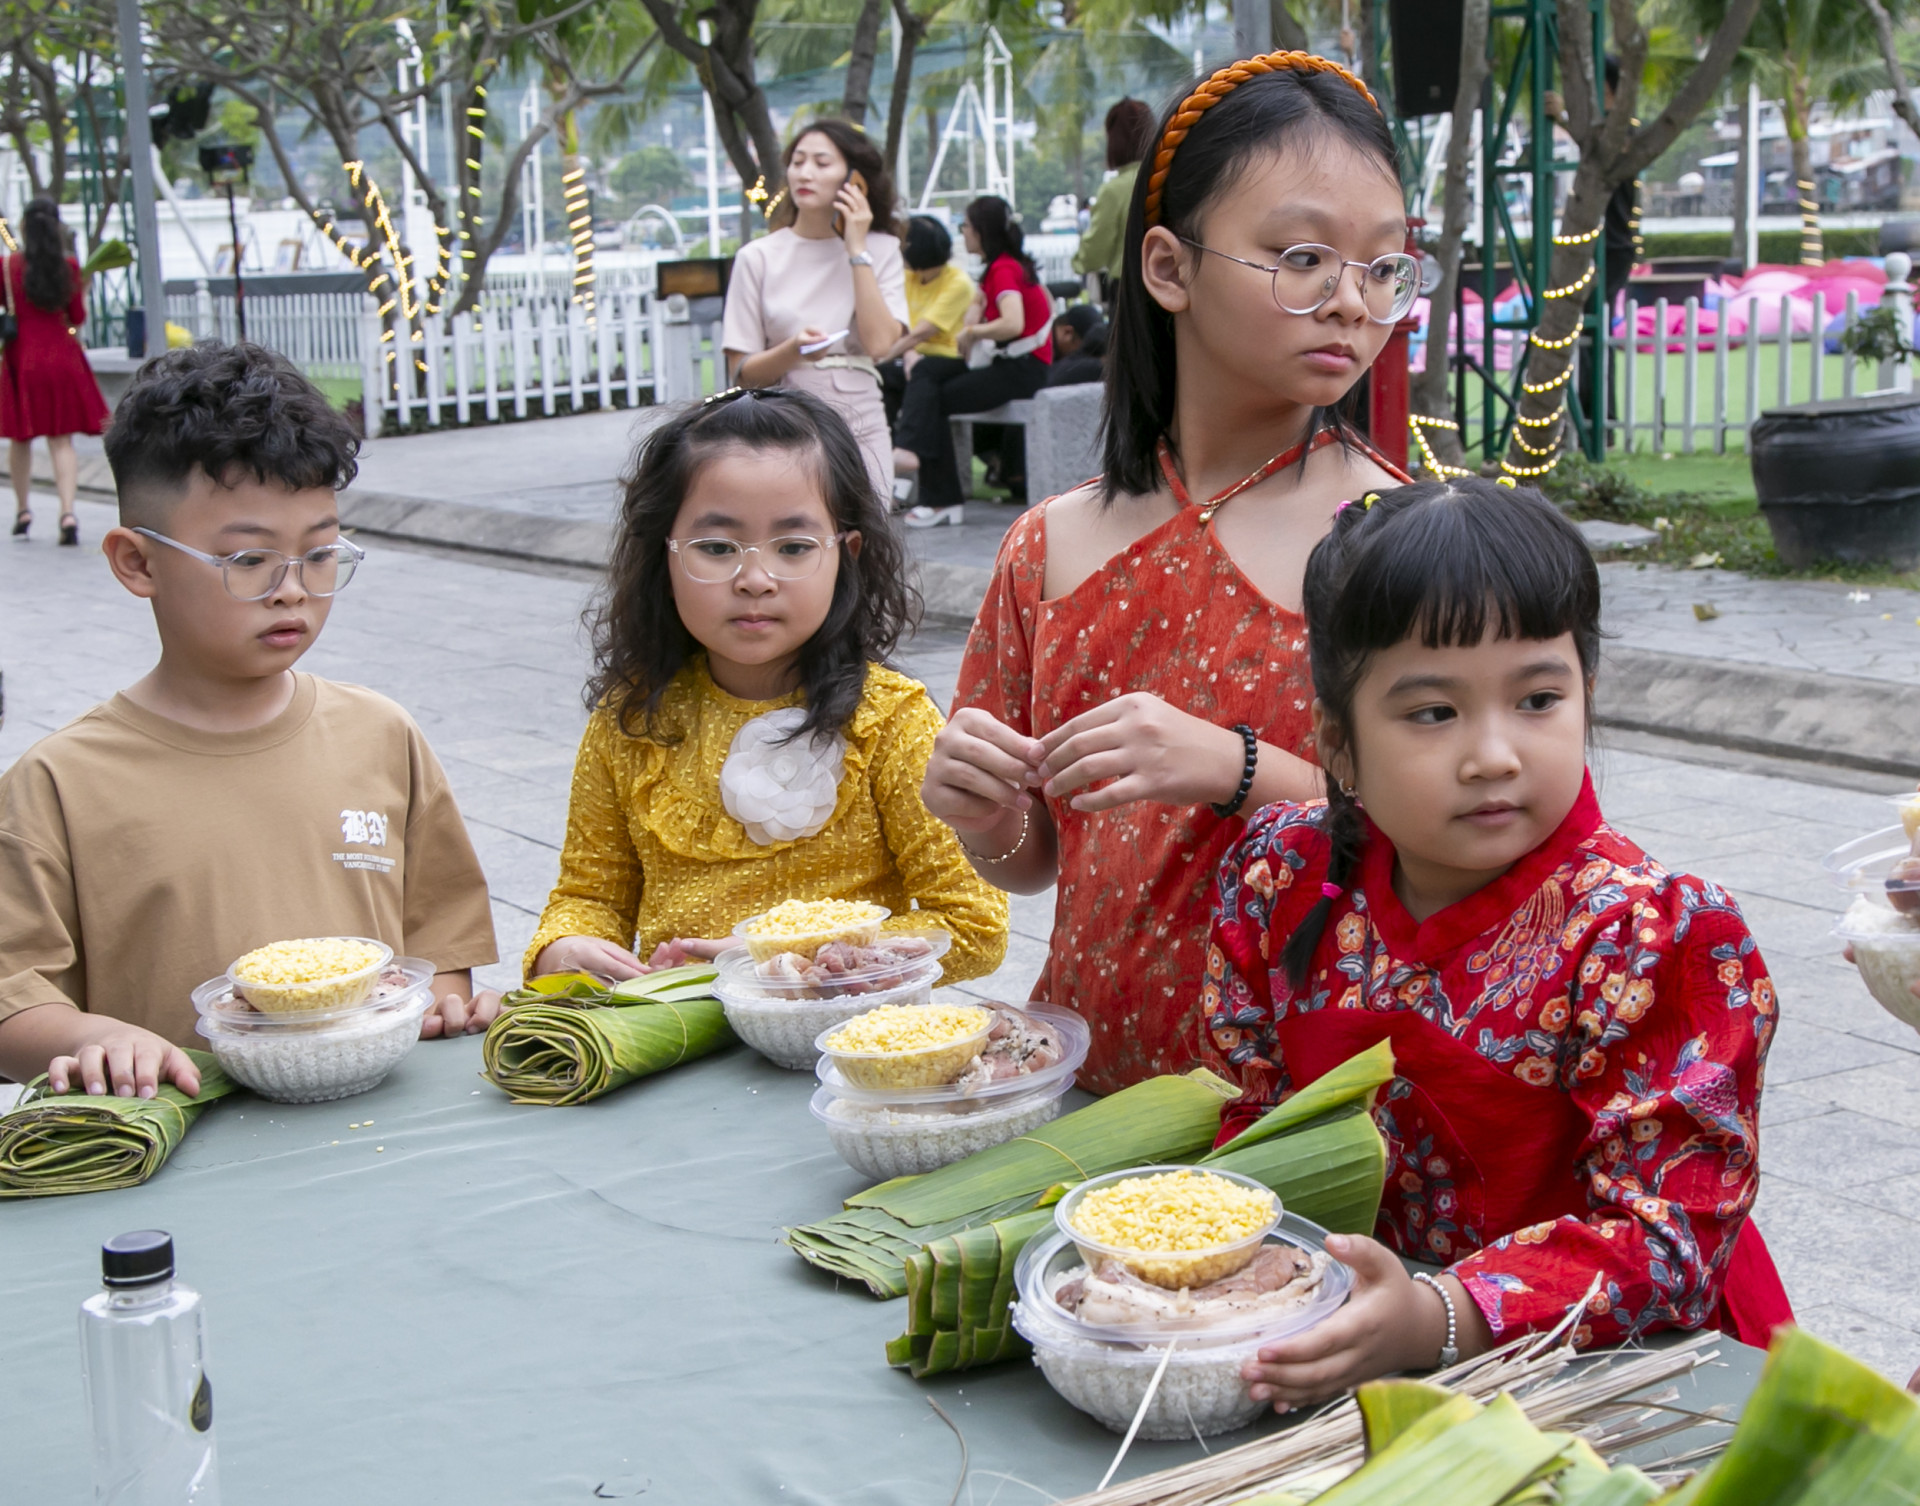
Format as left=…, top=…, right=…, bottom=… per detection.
left=714, top=931, right=950, bottom=1002
left=810, top=1077, right=1071, bottom=1179
left=1010, top=1216, right=1352, bottom=1439
left=1835, top=897, right=1920, bottom=1032
left=716, top=960, right=943, bottom=1071
left=193, top=957, right=434, bottom=1103
left=227, top=936, right=394, bottom=1015
left=1055, top=1166, right=1282, bottom=1290
left=732, top=902, right=889, bottom=963
left=1822, top=826, right=1920, bottom=900
left=815, top=1003, right=1090, bottom=1105
left=814, top=1005, right=994, bottom=1091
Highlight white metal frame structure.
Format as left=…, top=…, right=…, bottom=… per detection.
left=916, top=26, right=1016, bottom=211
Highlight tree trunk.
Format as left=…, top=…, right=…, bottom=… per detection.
left=1269, top=0, right=1307, bottom=51
left=1864, top=0, right=1920, bottom=142
left=1409, top=0, right=1490, bottom=473
left=1731, top=87, right=1750, bottom=272
left=842, top=0, right=885, bottom=125
left=1787, top=73, right=1821, bottom=265
left=881, top=0, right=930, bottom=189
left=1501, top=0, right=1762, bottom=476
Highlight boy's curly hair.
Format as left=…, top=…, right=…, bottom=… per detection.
left=104, top=341, right=361, bottom=523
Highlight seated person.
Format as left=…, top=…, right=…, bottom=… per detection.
left=0, top=342, right=500, bottom=1100
left=879, top=214, right=976, bottom=456
left=1046, top=305, right=1107, bottom=387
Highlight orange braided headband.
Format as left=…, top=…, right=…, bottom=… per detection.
left=1143, top=51, right=1379, bottom=228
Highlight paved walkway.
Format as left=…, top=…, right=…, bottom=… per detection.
left=4, top=504, right=1920, bottom=1382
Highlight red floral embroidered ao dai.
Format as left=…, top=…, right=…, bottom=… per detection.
left=1205, top=777, right=1792, bottom=1348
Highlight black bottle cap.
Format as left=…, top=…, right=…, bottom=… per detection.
left=101, top=1230, right=174, bottom=1287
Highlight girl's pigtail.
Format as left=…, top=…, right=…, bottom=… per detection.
left=1278, top=772, right=1368, bottom=990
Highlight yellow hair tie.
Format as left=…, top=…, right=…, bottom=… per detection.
left=1495, top=476, right=1517, bottom=489
left=1362, top=492, right=1380, bottom=509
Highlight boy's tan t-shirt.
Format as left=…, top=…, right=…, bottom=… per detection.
left=0, top=674, right=499, bottom=1048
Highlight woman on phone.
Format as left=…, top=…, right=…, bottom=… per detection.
left=722, top=119, right=908, bottom=504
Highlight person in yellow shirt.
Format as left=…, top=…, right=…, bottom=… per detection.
left=880, top=215, right=977, bottom=504
left=521, top=385, right=1007, bottom=986
left=1072, top=98, right=1155, bottom=307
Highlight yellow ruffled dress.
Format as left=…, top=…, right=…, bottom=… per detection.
left=524, top=660, right=1009, bottom=982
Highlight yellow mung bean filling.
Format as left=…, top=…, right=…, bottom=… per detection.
left=744, top=899, right=887, bottom=939
left=825, top=1003, right=990, bottom=1055
left=1070, top=1171, right=1276, bottom=1252
left=232, top=938, right=384, bottom=986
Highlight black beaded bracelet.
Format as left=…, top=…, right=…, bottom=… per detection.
left=1211, top=723, right=1258, bottom=818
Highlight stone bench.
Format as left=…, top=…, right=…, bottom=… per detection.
left=948, top=382, right=1103, bottom=503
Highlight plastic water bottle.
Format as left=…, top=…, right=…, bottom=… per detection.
left=78, top=1231, right=221, bottom=1504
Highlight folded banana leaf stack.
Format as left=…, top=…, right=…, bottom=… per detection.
left=884, top=1043, right=1394, bottom=1377
left=1663, top=1325, right=1920, bottom=1505
left=0, top=1050, right=238, bottom=1198
left=482, top=965, right=736, bottom=1106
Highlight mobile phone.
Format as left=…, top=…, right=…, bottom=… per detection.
left=831, top=169, right=870, bottom=237
left=799, top=329, right=849, bottom=356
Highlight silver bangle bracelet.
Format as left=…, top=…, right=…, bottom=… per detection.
left=960, top=807, right=1030, bottom=866
left=1412, top=1271, right=1460, bottom=1367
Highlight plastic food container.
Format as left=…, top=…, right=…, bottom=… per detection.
left=1056, top=1166, right=1281, bottom=1290
left=193, top=957, right=434, bottom=1103
left=810, top=1077, right=1071, bottom=1179
left=716, top=959, right=943, bottom=1071
left=733, top=901, right=889, bottom=963
left=817, top=1003, right=1089, bottom=1102
left=227, top=937, right=394, bottom=1015
left=1835, top=897, right=1920, bottom=1032
left=716, top=931, right=951, bottom=1002
left=815, top=1005, right=994, bottom=1091
left=1011, top=1216, right=1352, bottom=1439
left=1822, top=826, right=1920, bottom=902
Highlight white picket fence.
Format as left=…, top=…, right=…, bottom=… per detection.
left=356, top=288, right=726, bottom=436
left=1612, top=291, right=1906, bottom=455
left=164, top=289, right=368, bottom=382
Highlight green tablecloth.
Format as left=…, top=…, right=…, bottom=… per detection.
left=1, top=1039, right=1763, bottom=1504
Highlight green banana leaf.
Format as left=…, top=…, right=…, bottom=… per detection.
left=0, top=1050, right=237, bottom=1198
left=847, top=1069, right=1244, bottom=1224
left=1310, top=1393, right=1573, bottom=1505
left=81, top=238, right=134, bottom=277
left=880, top=1045, right=1393, bottom=1376
left=481, top=995, right=735, bottom=1105
left=1664, top=1326, right=1920, bottom=1506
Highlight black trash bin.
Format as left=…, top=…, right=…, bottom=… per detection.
left=1749, top=392, right=1920, bottom=569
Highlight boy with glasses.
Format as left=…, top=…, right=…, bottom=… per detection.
left=0, top=342, right=498, bottom=1100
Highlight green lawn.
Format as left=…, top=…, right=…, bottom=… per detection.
left=1453, top=339, right=1887, bottom=460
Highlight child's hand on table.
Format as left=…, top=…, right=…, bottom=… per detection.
left=645, top=938, right=729, bottom=969
left=419, top=990, right=504, bottom=1038
left=48, top=1021, right=202, bottom=1100
left=1239, top=1234, right=1492, bottom=1409
left=532, top=935, right=649, bottom=982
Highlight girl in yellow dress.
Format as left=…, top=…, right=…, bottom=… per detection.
left=523, top=387, right=1008, bottom=984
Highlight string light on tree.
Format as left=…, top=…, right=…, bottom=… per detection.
left=1407, top=413, right=1475, bottom=479
left=562, top=162, right=595, bottom=318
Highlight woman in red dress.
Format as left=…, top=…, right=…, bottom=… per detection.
left=5, top=197, right=111, bottom=546
left=920, top=54, right=1417, bottom=1094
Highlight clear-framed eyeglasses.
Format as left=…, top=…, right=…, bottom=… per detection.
left=131, top=528, right=365, bottom=601
left=1181, top=240, right=1421, bottom=325
left=668, top=533, right=848, bottom=584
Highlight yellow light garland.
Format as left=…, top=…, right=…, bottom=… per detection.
left=1407, top=413, right=1476, bottom=479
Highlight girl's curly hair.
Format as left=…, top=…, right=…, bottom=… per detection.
left=585, top=387, right=918, bottom=745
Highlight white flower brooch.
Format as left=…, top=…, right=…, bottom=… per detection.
left=719, top=708, right=849, bottom=846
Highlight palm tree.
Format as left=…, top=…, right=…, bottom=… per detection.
left=1683, top=0, right=1910, bottom=264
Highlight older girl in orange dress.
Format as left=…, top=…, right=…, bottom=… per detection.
left=921, top=54, right=1417, bottom=1094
